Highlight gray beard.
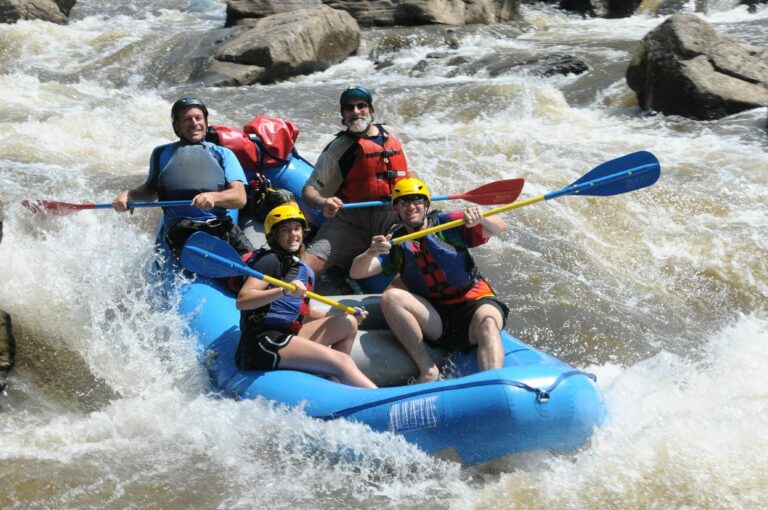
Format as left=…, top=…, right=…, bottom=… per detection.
left=345, top=114, right=374, bottom=135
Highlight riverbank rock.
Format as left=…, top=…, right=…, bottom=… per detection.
left=0, top=310, right=14, bottom=393
left=226, top=0, right=520, bottom=27
left=626, top=14, right=768, bottom=120
left=558, top=0, right=641, bottom=18
left=209, top=5, right=359, bottom=85
left=0, top=0, right=75, bottom=24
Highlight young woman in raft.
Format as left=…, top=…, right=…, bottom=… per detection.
left=235, top=203, right=377, bottom=388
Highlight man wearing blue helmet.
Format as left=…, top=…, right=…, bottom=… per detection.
left=302, top=86, right=411, bottom=277
left=112, top=96, right=251, bottom=255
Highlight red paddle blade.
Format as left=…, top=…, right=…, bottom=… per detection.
left=21, top=200, right=95, bottom=215
left=450, top=178, right=525, bottom=205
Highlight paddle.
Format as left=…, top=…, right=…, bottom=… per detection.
left=341, top=178, right=525, bottom=209
left=392, top=151, right=661, bottom=245
left=180, top=231, right=360, bottom=316
left=21, top=199, right=192, bottom=215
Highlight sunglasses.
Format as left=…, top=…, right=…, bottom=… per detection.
left=394, top=196, right=426, bottom=207
left=342, top=102, right=370, bottom=112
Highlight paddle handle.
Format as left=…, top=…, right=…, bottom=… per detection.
left=113, top=200, right=192, bottom=209
left=187, top=246, right=359, bottom=315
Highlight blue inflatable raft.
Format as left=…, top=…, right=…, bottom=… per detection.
left=159, top=151, right=606, bottom=465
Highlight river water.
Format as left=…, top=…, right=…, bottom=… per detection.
left=1, top=1, right=766, bottom=508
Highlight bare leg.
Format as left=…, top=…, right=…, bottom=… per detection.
left=381, top=288, right=442, bottom=383
left=468, top=304, right=505, bottom=371
left=304, top=252, right=330, bottom=278
left=299, top=313, right=357, bottom=354
left=292, top=314, right=377, bottom=388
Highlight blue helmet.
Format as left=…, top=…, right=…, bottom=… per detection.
left=339, top=86, right=373, bottom=108
left=171, top=96, right=208, bottom=121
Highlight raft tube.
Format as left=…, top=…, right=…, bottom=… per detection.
left=175, top=277, right=605, bottom=465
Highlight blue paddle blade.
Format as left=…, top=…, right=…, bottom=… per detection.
left=569, top=150, right=660, bottom=197
left=180, top=231, right=245, bottom=278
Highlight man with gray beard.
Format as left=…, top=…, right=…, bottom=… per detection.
left=302, top=86, right=411, bottom=278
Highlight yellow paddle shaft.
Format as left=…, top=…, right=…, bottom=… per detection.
left=260, top=273, right=358, bottom=315
left=392, top=195, right=546, bottom=244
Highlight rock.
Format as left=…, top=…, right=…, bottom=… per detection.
left=214, top=6, right=360, bottom=84
left=0, top=310, right=14, bottom=393
left=370, top=28, right=462, bottom=66
left=489, top=53, right=589, bottom=77
left=226, top=0, right=521, bottom=27
left=459, top=52, right=589, bottom=77
left=559, top=0, right=641, bottom=18
left=195, top=60, right=266, bottom=87
left=740, top=0, right=766, bottom=13
left=151, top=25, right=252, bottom=87
left=0, top=0, right=75, bottom=24
left=626, top=14, right=768, bottom=120
left=226, top=0, right=321, bottom=26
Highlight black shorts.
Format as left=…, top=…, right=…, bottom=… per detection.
left=427, top=297, right=509, bottom=354
left=235, top=329, right=293, bottom=371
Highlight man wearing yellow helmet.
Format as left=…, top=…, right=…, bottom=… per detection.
left=301, top=85, right=410, bottom=277
left=350, top=178, right=509, bottom=384
left=235, top=204, right=376, bottom=388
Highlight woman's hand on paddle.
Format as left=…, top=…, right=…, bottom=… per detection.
left=284, top=279, right=306, bottom=298
left=353, top=307, right=368, bottom=325
left=321, top=197, right=344, bottom=218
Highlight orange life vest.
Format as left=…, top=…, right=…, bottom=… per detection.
left=339, top=127, right=409, bottom=202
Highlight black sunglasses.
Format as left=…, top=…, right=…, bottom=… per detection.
left=342, top=102, right=370, bottom=112
left=394, top=196, right=426, bottom=207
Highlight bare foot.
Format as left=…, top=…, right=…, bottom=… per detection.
left=409, top=366, right=440, bottom=384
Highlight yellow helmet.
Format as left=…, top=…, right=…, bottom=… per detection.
left=391, top=178, right=431, bottom=203
left=264, top=203, right=307, bottom=235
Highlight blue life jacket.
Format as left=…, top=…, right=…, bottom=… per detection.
left=240, top=250, right=315, bottom=335
left=152, top=142, right=226, bottom=203
left=398, top=212, right=479, bottom=301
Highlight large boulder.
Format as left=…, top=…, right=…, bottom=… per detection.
left=226, top=0, right=520, bottom=27
left=213, top=6, right=360, bottom=85
left=0, top=0, right=75, bottom=24
left=626, top=14, right=768, bottom=120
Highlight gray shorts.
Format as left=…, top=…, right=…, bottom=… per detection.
left=306, top=207, right=398, bottom=271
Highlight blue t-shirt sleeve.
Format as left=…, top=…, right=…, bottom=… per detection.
left=217, top=146, right=247, bottom=185
left=145, top=144, right=170, bottom=190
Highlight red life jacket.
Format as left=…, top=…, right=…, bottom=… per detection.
left=339, top=127, right=409, bottom=202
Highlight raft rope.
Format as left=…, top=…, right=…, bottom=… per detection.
left=318, top=369, right=597, bottom=420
